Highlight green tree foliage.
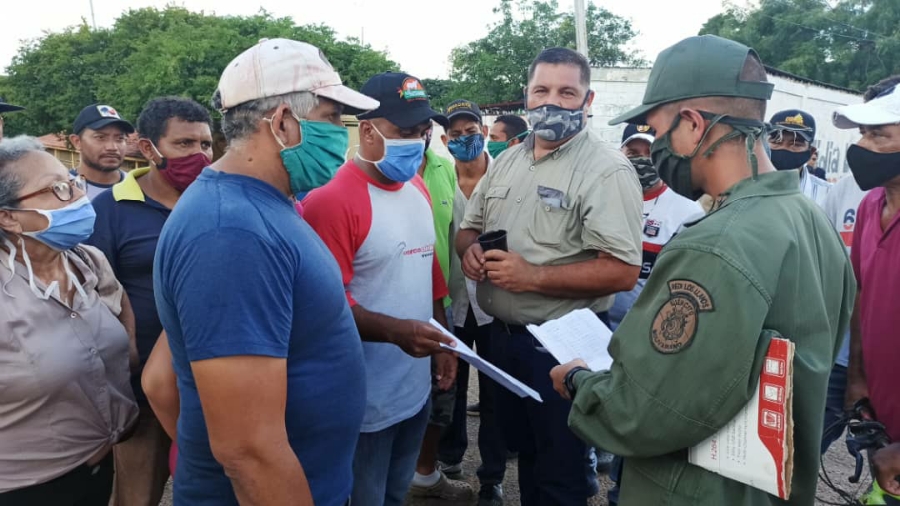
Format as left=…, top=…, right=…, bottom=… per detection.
left=700, top=0, right=900, bottom=91
left=421, top=78, right=455, bottom=111
left=2, top=7, right=399, bottom=136
left=448, top=0, right=643, bottom=105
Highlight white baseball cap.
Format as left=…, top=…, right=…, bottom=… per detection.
left=620, top=133, right=655, bottom=149
left=215, top=38, right=379, bottom=113
left=833, top=84, right=900, bottom=129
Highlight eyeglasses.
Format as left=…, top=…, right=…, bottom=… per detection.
left=13, top=176, right=87, bottom=204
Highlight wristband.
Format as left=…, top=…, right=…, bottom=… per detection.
left=564, top=366, right=589, bottom=398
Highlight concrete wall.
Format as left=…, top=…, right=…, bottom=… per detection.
left=588, top=67, right=864, bottom=180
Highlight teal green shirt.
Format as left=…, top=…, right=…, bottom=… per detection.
left=569, top=171, right=855, bottom=505
left=421, top=149, right=456, bottom=307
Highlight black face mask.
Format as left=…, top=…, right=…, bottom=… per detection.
left=847, top=144, right=900, bottom=190
left=769, top=148, right=811, bottom=171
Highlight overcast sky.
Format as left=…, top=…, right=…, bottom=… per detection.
left=1, top=0, right=737, bottom=79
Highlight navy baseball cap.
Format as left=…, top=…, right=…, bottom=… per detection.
left=73, top=104, right=135, bottom=135
left=620, top=123, right=656, bottom=147
left=357, top=72, right=448, bottom=129
left=768, top=109, right=816, bottom=143
left=0, top=97, right=24, bottom=114
left=445, top=99, right=482, bottom=124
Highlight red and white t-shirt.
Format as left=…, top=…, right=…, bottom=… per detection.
left=609, top=184, right=705, bottom=329
left=303, top=161, right=448, bottom=432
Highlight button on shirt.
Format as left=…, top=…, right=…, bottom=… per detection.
left=460, top=129, right=643, bottom=325
left=0, top=245, right=138, bottom=492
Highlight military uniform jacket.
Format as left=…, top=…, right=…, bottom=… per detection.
left=569, top=171, right=855, bottom=505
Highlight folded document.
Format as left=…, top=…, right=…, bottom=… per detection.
left=429, top=319, right=542, bottom=403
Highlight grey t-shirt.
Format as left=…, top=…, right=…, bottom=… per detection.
left=70, top=168, right=125, bottom=200
left=0, top=244, right=138, bottom=492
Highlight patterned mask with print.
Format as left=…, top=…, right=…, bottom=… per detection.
left=630, top=157, right=660, bottom=190
left=526, top=93, right=590, bottom=142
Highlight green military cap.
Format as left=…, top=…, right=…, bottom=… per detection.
left=610, top=35, right=774, bottom=126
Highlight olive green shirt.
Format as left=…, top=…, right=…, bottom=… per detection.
left=459, top=129, right=643, bottom=325
left=569, top=171, right=855, bottom=505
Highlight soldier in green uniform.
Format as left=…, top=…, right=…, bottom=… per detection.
left=550, top=35, right=856, bottom=505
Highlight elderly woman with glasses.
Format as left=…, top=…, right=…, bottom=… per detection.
left=0, top=136, right=139, bottom=506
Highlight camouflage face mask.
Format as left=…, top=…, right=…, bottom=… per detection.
left=629, top=157, right=660, bottom=190
left=526, top=93, right=590, bottom=142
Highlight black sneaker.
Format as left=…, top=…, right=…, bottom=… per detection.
left=478, top=484, right=503, bottom=506
left=466, top=402, right=480, bottom=416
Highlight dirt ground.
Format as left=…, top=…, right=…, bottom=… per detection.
left=159, top=373, right=865, bottom=506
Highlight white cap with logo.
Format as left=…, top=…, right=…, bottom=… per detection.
left=833, top=84, right=900, bottom=129
left=215, top=38, right=380, bottom=113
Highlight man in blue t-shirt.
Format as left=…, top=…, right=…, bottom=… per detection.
left=149, top=38, right=379, bottom=505
left=87, top=96, right=213, bottom=506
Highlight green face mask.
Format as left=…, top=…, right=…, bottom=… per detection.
left=650, top=111, right=766, bottom=201
left=268, top=114, right=349, bottom=195
left=486, top=131, right=530, bottom=159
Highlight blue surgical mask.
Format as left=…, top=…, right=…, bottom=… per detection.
left=17, top=196, right=96, bottom=251
left=358, top=123, right=425, bottom=183
left=448, top=133, right=485, bottom=162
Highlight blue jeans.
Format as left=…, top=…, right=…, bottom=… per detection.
left=351, top=400, right=431, bottom=506
left=438, top=309, right=506, bottom=486
left=491, top=319, right=591, bottom=506
left=821, top=364, right=848, bottom=454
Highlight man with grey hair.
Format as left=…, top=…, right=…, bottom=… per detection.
left=147, top=38, right=378, bottom=506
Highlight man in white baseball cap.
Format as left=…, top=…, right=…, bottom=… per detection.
left=833, top=75, right=900, bottom=500
left=144, top=38, right=377, bottom=506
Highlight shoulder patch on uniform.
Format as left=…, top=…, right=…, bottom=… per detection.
left=650, top=279, right=715, bottom=354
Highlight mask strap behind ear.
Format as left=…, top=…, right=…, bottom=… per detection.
left=681, top=112, right=727, bottom=159
left=149, top=142, right=167, bottom=169
left=699, top=114, right=767, bottom=180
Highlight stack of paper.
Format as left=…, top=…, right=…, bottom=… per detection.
left=525, top=308, right=614, bottom=372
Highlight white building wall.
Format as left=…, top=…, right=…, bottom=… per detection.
left=587, top=67, right=864, bottom=180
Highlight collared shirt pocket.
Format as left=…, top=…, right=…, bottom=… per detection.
left=484, top=186, right=510, bottom=230
left=528, top=194, right=573, bottom=247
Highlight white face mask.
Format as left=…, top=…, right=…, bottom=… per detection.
left=2, top=235, right=86, bottom=302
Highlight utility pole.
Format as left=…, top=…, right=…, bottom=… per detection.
left=574, top=0, right=588, bottom=60
left=89, top=0, right=97, bottom=30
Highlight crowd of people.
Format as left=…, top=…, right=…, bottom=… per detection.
left=0, top=31, right=898, bottom=506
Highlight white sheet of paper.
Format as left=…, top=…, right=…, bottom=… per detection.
left=429, top=319, right=543, bottom=403
left=525, top=308, right=614, bottom=372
